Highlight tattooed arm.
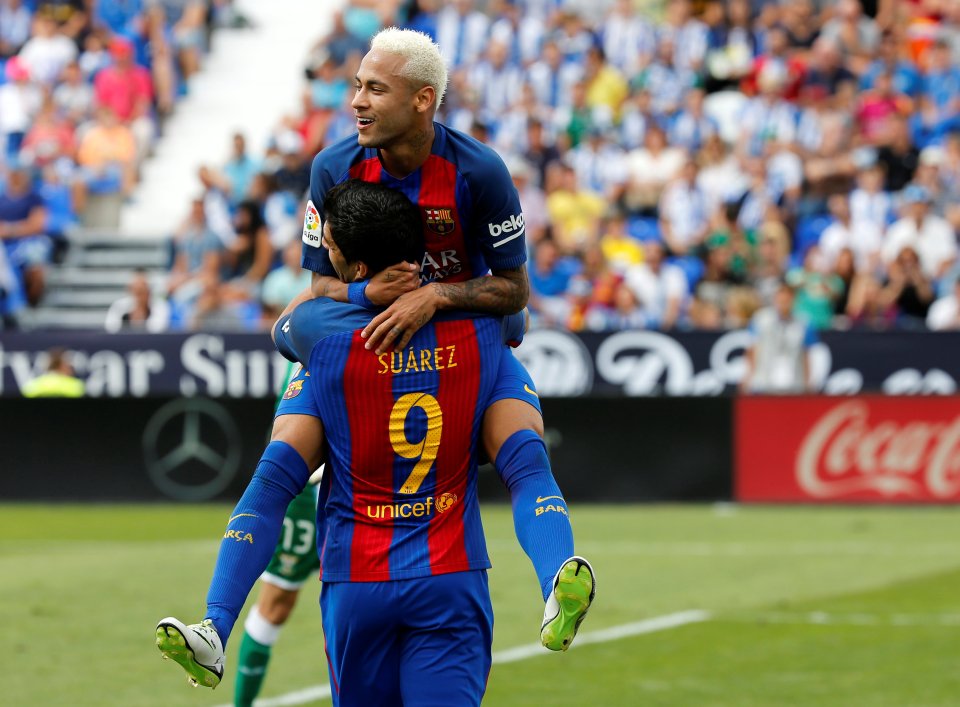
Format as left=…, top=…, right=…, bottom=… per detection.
left=310, top=272, right=349, bottom=302
left=431, top=265, right=529, bottom=315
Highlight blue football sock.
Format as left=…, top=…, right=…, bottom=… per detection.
left=204, top=441, right=309, bottom=647
left=495, top=430, right=575, bottom=601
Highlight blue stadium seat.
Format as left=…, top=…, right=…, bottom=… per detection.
left=627, top=217, right=661, bottom=242
left=668, top=256, right=704, bottom=291
left=793, top=214, right=833, bottom=256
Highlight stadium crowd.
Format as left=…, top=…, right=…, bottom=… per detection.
left=8, top=0, right=960, bottom=334
left=0, top=0, right=242, bottom=318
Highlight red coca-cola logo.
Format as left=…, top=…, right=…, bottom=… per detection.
left=796, top=401, right=960, bottom=499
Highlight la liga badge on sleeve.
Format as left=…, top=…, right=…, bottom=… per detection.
left=302, top=200, right=321, bottom=247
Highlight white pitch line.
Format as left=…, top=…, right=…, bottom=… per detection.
left=485, top=540, right=960, bottom=557
left=492, top=609, right=711, bottom=663
left=243, top=685, right=333, bottom=707
left=721, top=611, right=960, bottom=627
left=215, top=609, right=710, bottom=707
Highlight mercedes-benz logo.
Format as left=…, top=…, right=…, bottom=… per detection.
left=142, top=398, right=242, bottom=501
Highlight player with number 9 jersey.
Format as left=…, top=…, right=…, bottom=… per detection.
left=274, top=300, right=508, bottom=583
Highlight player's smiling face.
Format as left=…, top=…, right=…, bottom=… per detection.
left=352, top=50, right=422, bottom=149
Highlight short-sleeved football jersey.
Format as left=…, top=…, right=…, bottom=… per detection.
left=275, top=299, right=508, bottom=583
left=300, top=122, right=527, bottom=283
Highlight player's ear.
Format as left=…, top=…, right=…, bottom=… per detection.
left=414, top=85, right=435, bottom=114
left=354, top=261, right=370, bottom=281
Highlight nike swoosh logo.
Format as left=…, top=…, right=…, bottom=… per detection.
left=535, top=495, right=564, bottom=503
left=524, top=384, right=539, bottom=398
left=228, top=513, right=257, bottom=523
left=194, top=631, right=215, bottom=651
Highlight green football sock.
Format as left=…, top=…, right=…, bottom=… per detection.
left=234, top=631, right=272, bottom=707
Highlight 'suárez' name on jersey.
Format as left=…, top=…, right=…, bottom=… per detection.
left=378, top=345, right=458, bottom=375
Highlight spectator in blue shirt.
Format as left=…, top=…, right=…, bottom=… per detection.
left=921, top=39, right=960, bottom=121
left=221, top=132, right=260, bottom=205
left=529, top=235, right=582, bottom=326
left=861, top=31, right=922, bottom=98
left=0, top=165, right=49, bottom=306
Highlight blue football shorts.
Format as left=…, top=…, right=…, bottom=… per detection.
left=274, top=346, right=541, bottom=420
left=320, top=570, right=493, bottom=707
left=489, top=345, right=542, bottom=414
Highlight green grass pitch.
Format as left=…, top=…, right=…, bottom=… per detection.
left=3, top=503, right=959, bottom=706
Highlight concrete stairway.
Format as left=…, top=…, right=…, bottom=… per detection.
left=118, top=0, right=346, bottom=240
left=20, top=234, right=169, bottom=330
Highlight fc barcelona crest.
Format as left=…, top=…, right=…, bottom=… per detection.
left=423, top=207, right=455, bottom=235
left=283, top=379, right=304, bottom=400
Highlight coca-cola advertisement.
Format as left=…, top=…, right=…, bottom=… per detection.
left=735, top=397, right=960, bottom=503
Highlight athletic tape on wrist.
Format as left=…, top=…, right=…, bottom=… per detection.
left=347, top=280, right=374, bottom=309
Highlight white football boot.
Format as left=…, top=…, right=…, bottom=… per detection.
left=155, top=617, right=225, bottom=688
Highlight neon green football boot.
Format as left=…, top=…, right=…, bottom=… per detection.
left=156, top=617, right=224, bottom=688
left=540, top=556, right=596, bottom=652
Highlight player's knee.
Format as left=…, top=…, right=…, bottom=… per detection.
left=271, top=414, right=325, bottom=471
left=481, top=398, right=543, bottom=462
left=258, top=586, right=299, bottom=625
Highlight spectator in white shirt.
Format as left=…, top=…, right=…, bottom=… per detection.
left=566, top=126, right=628, bottom=201
left=742, top=280, right=817, bottom=394
left=17, top=15, right=77, bottom=86
left=660, top=0, right=709, bottom=74
left=469, top=39, right=524, bottom=120
left=849, top=161, right=894, bottom=233
left=489, top=0, right=544, bottom=66
left=636, top=36, right=693, bottom=117
left=660, top=158, right=710, bottom=256
left=505, top=155, right=548, bottom=244
left=669, top=87, right=719, bottom=153
left=601, top=0, right=656, bottom=75
left=696, top=133, right=743, bottom=214
left=552, top=9, right=595, bottom=65
left=624, top=124, right=687, bottom=216
left=0, top=57, right=42, bottom=157
left=818, top=193, right=883, bottom=273
left=436, top=0, right=490, bottom=69
left=526, top=39, right=582, bottom=111
left=492, top=84, right=539, bottom=156
left=625, top=241, right=688, bottom=330
left=926, top=278, right=960, bottom=330
left=52, top=61, right=94, bottom=125
left=105, top=269, right=171, bottom=333
left=618, top=87, right=657, bottom=151
left=882, top=184, right=958, bottom=281
left=738, top=63, right=798, bottom=155
left=0, top=0, right=31, bottom=58
left=819, top=0, right=880, bottom=67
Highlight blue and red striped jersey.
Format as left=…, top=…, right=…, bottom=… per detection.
left=300, top=122, right=526, bottom=283
left=275, top=299, right=508, bottom=582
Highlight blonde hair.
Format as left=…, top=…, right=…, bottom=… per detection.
left=370, top=27, right=448, bottom=108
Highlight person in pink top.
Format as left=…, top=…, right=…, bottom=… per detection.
left=93, top=37, right=154, bottom=159
left=856, top=70, right=907, bottom=145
